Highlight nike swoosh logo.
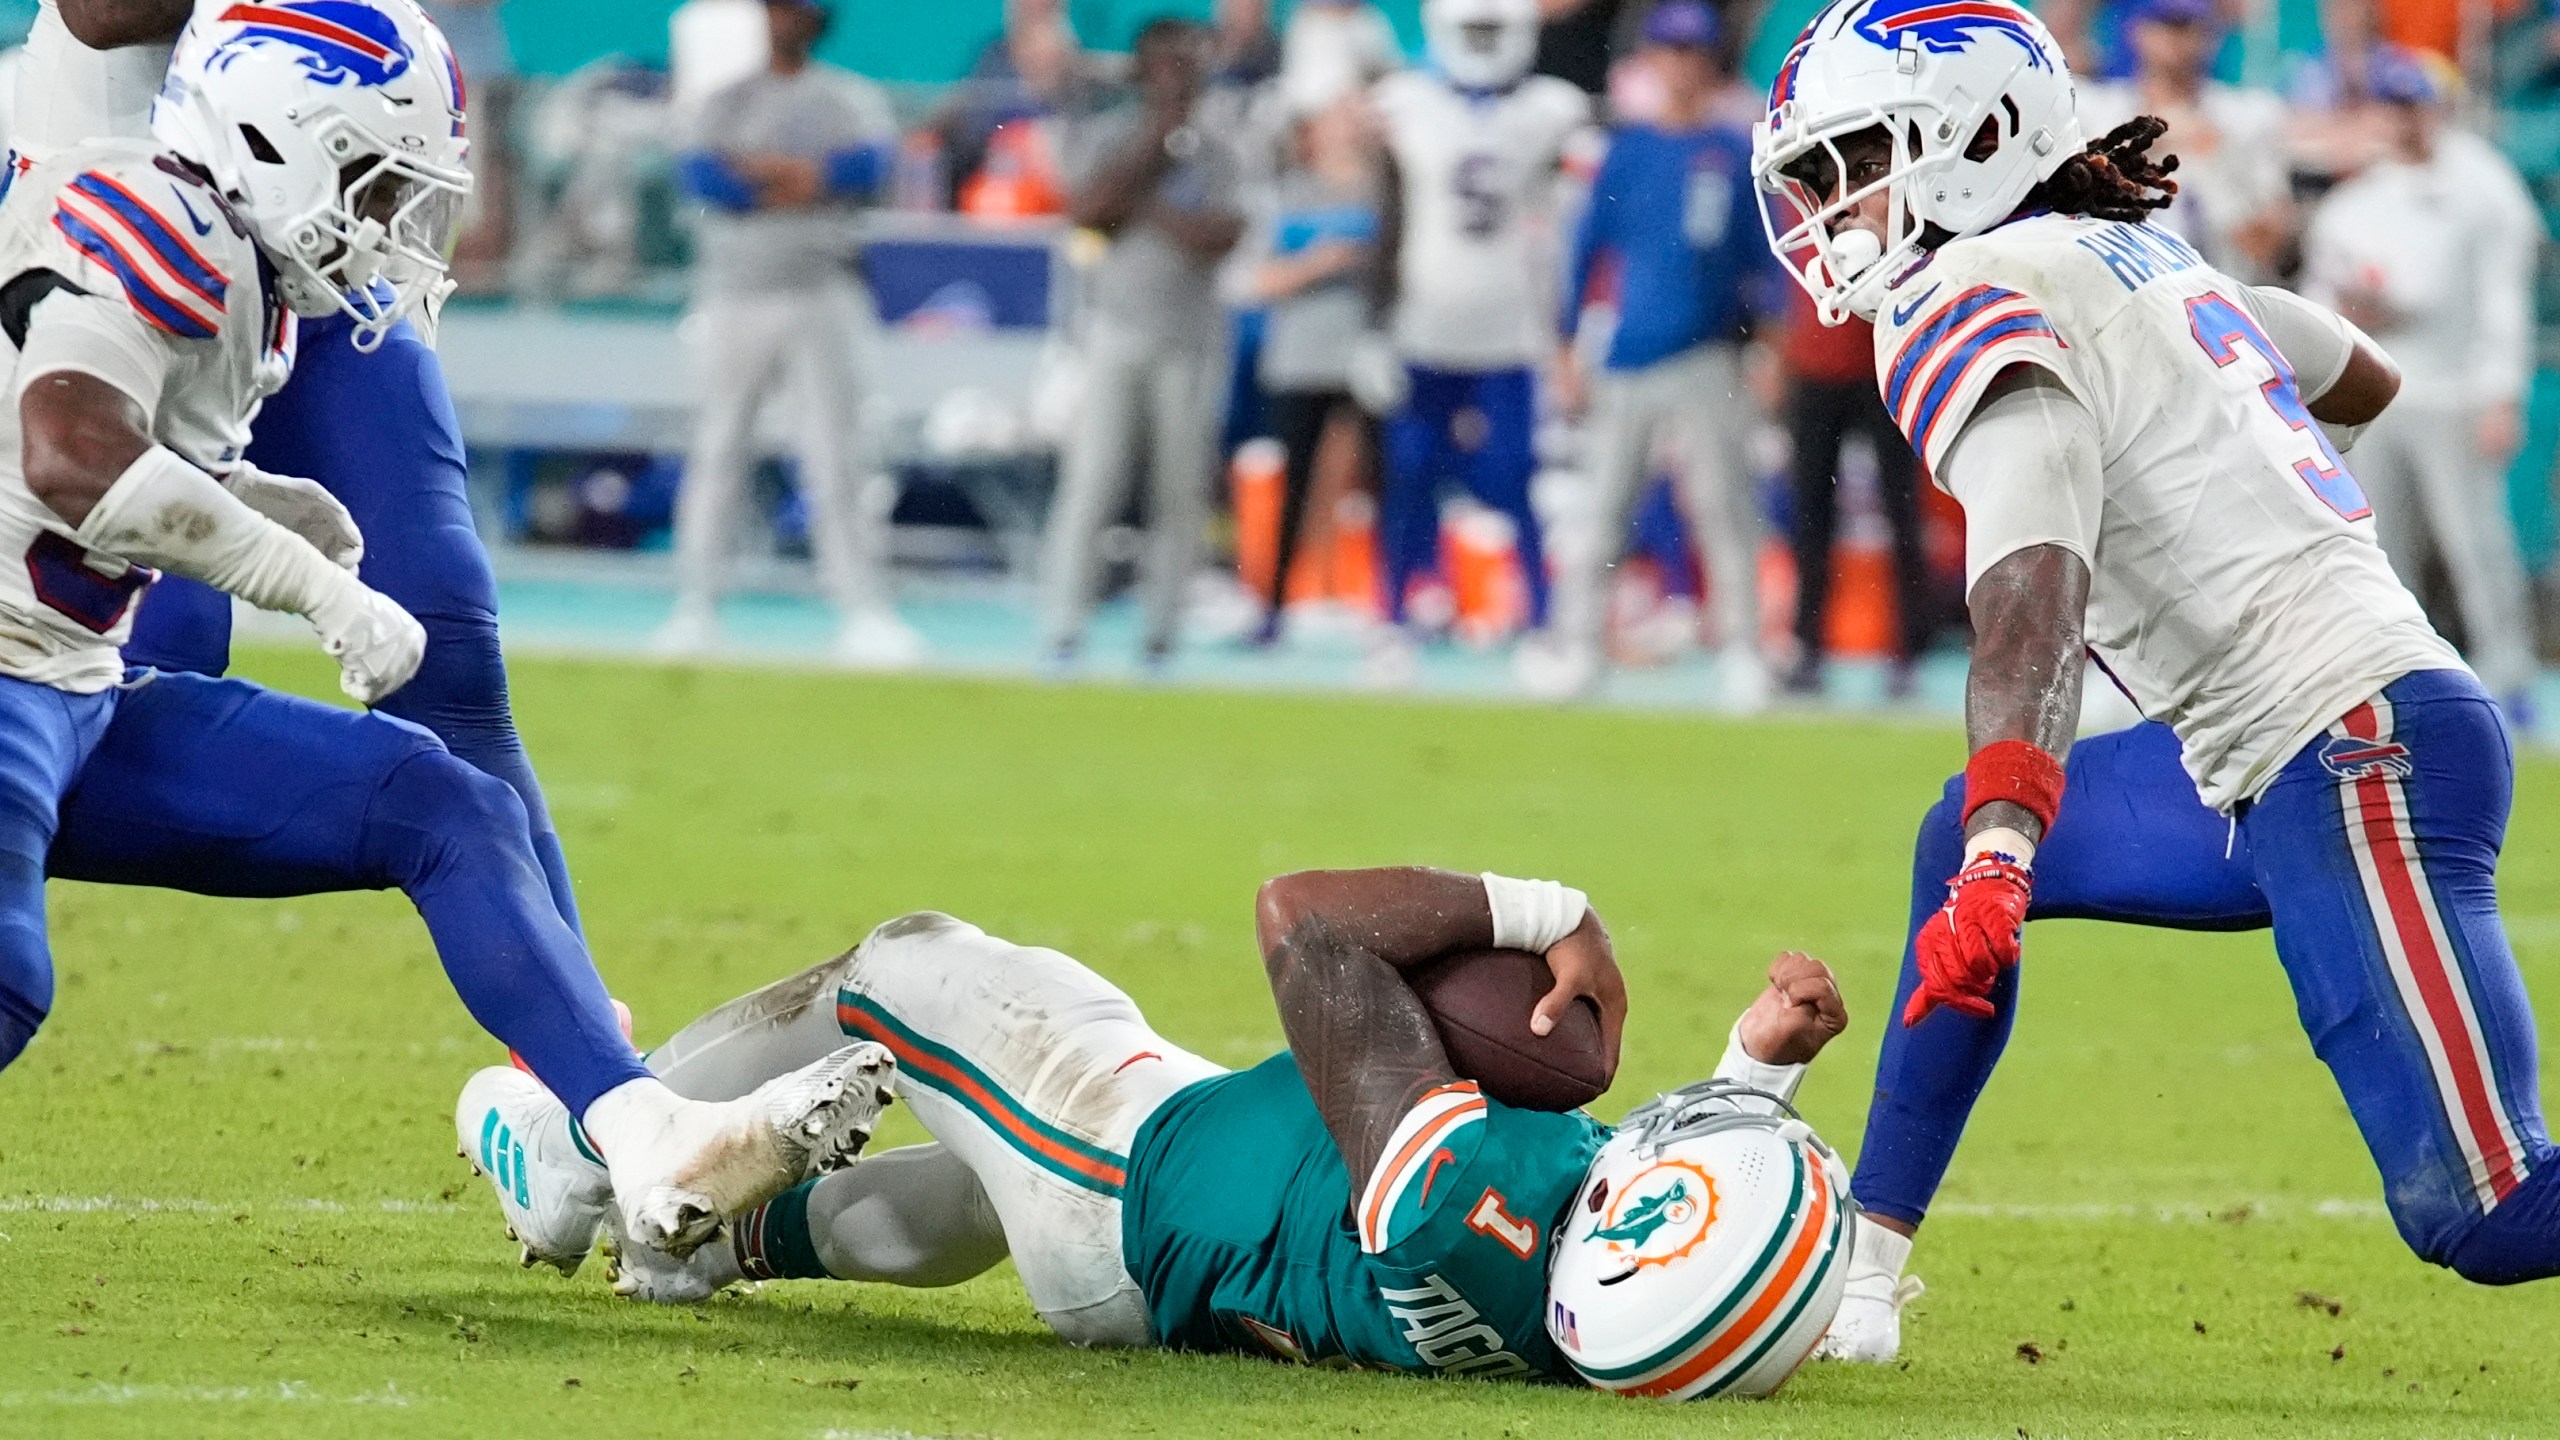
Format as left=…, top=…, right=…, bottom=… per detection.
left=1890, top=283, right=1941, bottom=328
left=171, top=188, right=213, bottom=237
left=1418, top=1147, right=1456, bottom=1204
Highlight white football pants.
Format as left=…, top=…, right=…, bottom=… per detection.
left=2353, top=398, right=2538, bottom=699
left=1549, top=342, right=1760, bottom=658
left=675, top=277, right=891, bottom=617
left=644, top=912, right=1225, bottom=1346
left=1036, top=318, right=1228, bottom=656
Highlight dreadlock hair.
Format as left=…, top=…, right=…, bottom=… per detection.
left=2023, top=115, right=2181, bottom=222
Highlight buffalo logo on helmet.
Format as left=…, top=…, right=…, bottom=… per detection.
left=1850, top=0, right=2053, bottom=70
left=1584, top=1159, right=1719, bottom=1272
left=206, top=1, right=415, bottom=87
left=1768, top=29, right=1816, bottom=114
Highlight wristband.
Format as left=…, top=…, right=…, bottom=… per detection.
left=1480, top=873, right=1587, bottom=954
left=1715, top=1021, right=1807, bottom=1105
left=1962, top=739, right=2065, bottom=834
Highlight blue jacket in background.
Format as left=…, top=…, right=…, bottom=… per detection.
left=1562, top=121, right=1782, bottom=371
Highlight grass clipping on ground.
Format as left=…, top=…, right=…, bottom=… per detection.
left=1, top=647, right=2555, bottom=1439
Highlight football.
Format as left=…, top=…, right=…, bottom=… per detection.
left=1407, top=946, right=1612, bottom=1111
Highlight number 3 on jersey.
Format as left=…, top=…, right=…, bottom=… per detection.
left=2185, top=293, right=2371, bottom=521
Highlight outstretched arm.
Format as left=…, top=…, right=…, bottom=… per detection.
left=1907, top=365, right=2098, bottom=1024
left=1255, top=867, right=1624, bottom=1190
left=19, top=293, right=418, bottom=702
left=56, top=0, right=190, bottom=48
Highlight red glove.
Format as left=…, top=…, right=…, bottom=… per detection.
left=1903, top=854, right=2033, bottom=1026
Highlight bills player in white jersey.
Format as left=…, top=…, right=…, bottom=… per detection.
left=18, top=0, right=595, bottom=956
left=0, top=0, right=892, bottom=1268
left=1754, top=0, right=2560, bottom=1362
left=1362, top=0, right=1586, bottom=682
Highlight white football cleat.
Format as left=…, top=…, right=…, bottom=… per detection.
left=1715, top=647, right=1773, bottom=715
left=1359, top=630, right=1420, bottom=691
left=602, top=1205, right=745, bottom=1305
left=1511, top=632, right=1600, bottom=701
left=604, top=1042, right=896, bottom=1259
left=455, top=1065, right=613, bottom=1275
left=651, top=601, right=720, bottom=657
left=833, top=607, right=926, bottom=670
left=1813, top=1217, right=1922, bottom=1363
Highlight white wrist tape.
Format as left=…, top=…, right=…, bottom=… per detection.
left=1480, top=873, right=1588, bottom=954
left=76, top=444, right=359, bottom=620
left=1716, top=1020, right=1808, bottom=1105
left=2316, top=416, right=2368, bottom=454
left=1964, top=825, right=2037, bottom=869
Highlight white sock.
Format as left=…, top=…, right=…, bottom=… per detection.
left=806, top=1144, right=1009, bottom=1287
left=580, top=1075, right=690, bottom=1164
left=1845, top=1216, right=1914, bottom=1292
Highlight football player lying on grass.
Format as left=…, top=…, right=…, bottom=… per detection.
left=457, top=868, right=1859, bottom=1398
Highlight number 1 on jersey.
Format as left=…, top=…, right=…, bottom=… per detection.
left=1465, top=1188, right=1539, bottom=1259
left=2185, top=293, right=2371, bottom=521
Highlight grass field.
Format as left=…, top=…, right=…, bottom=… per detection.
left=3, top=646, right=2557, bottom=1439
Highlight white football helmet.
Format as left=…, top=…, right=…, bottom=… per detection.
left=1545, top=1080, right=1852, bottom=1400
left=1424, top=0, right=1539, bottom=91
left=153, top=0, right=472, bottom=350
left=1751, top=0, right=2081, bottom=323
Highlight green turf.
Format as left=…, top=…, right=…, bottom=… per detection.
left=2, top=648, right=2556, bottom=1439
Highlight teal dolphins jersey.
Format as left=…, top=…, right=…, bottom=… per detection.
left=1121, top=1053, right=1608, bottom=1379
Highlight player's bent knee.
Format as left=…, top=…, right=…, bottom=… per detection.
left=364, top=749, right=535, bottom=879
left=2433, top=1180, right=2560, bottom=1286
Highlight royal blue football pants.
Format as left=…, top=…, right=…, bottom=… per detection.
left=1854, top=670, right=2560, bottom=1282
left=121, top=310, right=581, bottom=933
left=0, top=667, right=645, bottom=1113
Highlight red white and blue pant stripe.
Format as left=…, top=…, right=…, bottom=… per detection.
left=1855, top=669, right=2560, bottom=1281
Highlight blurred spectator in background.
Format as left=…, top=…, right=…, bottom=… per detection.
left=1366, top=0, right=1588, bottom=686
left=1779, top=279, right=1931, bottom=699
left=1280, top=0, right=1405, bottom=115
left=2303, top=45, right=2544, bottom=722
left=1536, top=1, right=1772, bottom=707
left=1239, top=90, right=1383, bottom=647
left=425, top=0, right=519, bottom=293
left=1039, top=19, right=1244, bottom=673
left=514, top=58, right=674, bottom=299
left=2078, top=0, right=2292, bottom=281
left=1533, top=0, right=1633, bottom=94
left=661, top=0, right=921, bottom=667
left=1212, top=0, right=1284, bottom=85
left=938, top=0, right=1093, bottom=214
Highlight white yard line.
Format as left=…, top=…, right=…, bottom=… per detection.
left=0, top=1381, right=411, bottom=1408
left=0, top=1196, right=464, bottom=1215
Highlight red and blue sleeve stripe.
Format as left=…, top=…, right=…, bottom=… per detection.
left=52, top=171, right=231, bottom=341
left=1886, top=284, right=2062, bottom=459
left=1906, top=313, right=2061, bottom=457
left=1883, top=283, right=2013, bottom=417
left=66, top=174, right=229, bottom=307
left=52, top=211, right=216, bottom=340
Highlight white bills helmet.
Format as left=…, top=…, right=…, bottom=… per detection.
left=153, top=0, right=472, bottom=349
left=1545, top=1080, right=1852, bottom=1399
left=1751, top=0, right=2080, bottom=323
left=1425, top=0, right=1539, bottom=91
